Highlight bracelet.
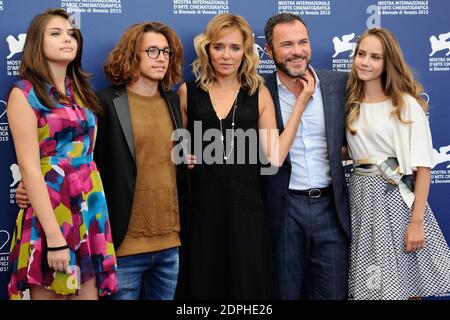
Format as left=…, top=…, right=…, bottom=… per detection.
left=47, top=244, right=69, bottom=251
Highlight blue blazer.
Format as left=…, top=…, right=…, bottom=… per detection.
left=263, top=70, right=351, bottom=244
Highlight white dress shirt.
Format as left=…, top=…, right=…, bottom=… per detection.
left=277, top=67, right=332, bottom=189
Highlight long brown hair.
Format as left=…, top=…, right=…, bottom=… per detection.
left=103, top=22, right=183, bottom=90
left=346, top=27, right=427, bottom=135
left=192, top=13, right=262, bottom=95
left=19, top=8, right=100, bottom=113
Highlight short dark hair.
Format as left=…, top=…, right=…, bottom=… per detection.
left=264, top=13, right=308, bottom=48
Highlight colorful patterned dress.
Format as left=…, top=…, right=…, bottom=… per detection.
left=8, top=79, right=118, bottom=299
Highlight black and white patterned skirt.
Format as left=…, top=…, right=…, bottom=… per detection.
left=348, top=173, right=450, bottom=300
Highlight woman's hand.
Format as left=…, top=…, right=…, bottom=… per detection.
left=404, top=219, right=425, bottom=253
left=46, top=235, right=70, bottom=273
left=294, top=73, right=315, bottom=111
left=404, top=167, right=430, bottom=253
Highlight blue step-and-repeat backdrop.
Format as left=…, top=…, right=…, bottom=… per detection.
left=0, top=0, right=449, bottom=300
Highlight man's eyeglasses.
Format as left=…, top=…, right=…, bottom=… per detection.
left=141, top=46, right=173, bottom=59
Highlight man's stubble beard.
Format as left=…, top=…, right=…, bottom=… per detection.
left=272, top=52, right=310, bottom=79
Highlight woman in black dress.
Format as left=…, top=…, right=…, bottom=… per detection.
left=176, top=13, right=314, bottom=299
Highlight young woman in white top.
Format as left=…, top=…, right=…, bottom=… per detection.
left=345, top=27, right=450, bottom=300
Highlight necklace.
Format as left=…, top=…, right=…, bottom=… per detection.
left=212, top=89, right=239, bottom=161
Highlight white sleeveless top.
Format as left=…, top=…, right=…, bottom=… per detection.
left=346, top=94, right=433, bottom=175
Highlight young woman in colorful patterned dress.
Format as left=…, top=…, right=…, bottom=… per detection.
left=7, top=8, right=117, bottom=300
left=346, top=28, right=450, bottom=300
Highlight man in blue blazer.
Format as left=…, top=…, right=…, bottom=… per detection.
left=263, top=13, right=351, bottom=299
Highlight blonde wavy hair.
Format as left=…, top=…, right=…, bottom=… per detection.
left=192, top=13, right=262, bottom=95
left=346, top=28, right=427, bottom=135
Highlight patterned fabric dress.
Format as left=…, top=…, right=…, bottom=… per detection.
left=347, top=97, right=450, bottom=300
left=8, top=79, right=118, bottom=299
left=348, top=174, right=450, bottom=299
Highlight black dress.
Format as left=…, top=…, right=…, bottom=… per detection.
left=177, top=81, right=276, bottom=299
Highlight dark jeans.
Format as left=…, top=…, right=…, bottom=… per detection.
left=105, top=247, right=179, bottom=300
